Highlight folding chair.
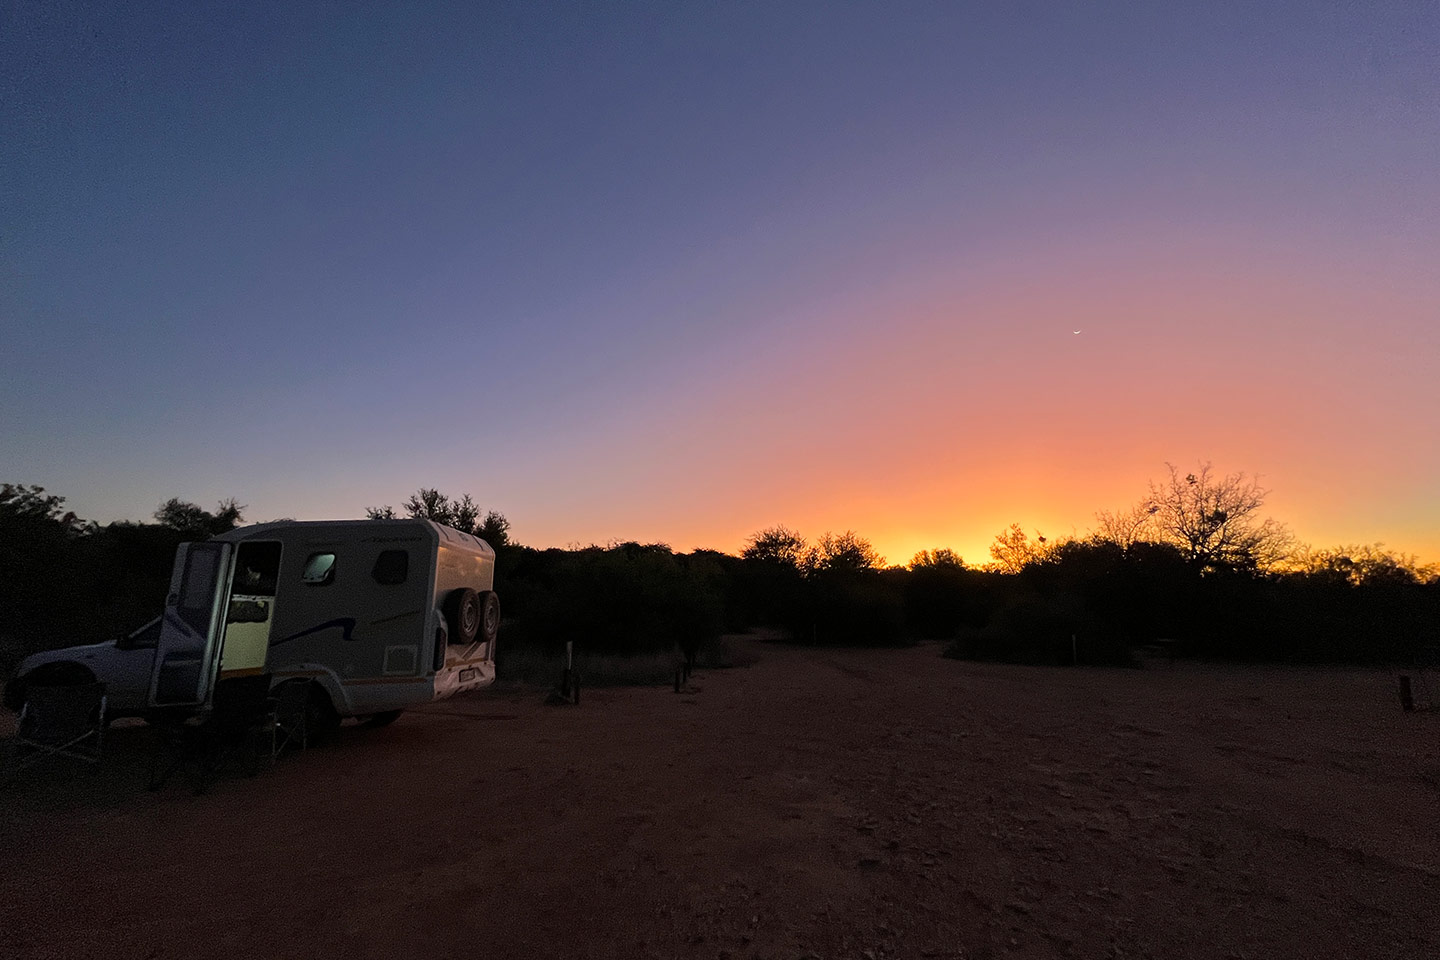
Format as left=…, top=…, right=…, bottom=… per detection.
left=149, top=674, right=274, bottom=794
left=9, top=683, right=107, bottom=773
left=266, top=680, right=311, bottom=758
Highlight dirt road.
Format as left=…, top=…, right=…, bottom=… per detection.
left=3, top=640, right=1437, bottom=959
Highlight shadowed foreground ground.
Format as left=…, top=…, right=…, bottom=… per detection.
left=3, top=639, right=1437, bottom=959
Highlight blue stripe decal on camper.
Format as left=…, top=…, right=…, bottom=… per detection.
left=272, top=617, right=358, bottom=646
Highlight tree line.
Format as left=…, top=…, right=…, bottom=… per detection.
left=2, top=464, right=1436, bottom=676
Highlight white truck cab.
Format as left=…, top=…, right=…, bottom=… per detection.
left=4, top=618, right=161, bottom=717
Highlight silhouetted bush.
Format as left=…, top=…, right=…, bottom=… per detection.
left=4, top=483, right=1438, bottom=681
left=0, top=488, right=197, bottom=672
left=731, top=559, right=806, bottom=631
left=945, top=592, right=1132, bottom=666
left=497, top=542, right=725, bottom=660
left=904, top=563, right=993, bottom=640
left=783, top=569, right=907, bottom=646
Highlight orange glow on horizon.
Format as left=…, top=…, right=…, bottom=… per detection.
left=482, top=228, right=1439, bottom=567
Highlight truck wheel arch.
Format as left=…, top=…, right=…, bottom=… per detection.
left=24, top=662, right=97, bottom=688
left=7, top=662, right=97, bottom=713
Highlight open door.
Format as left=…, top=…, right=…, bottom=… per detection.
left=149, top=541, right=233, bottom=709
left=218, top=541, right=281, bottom=678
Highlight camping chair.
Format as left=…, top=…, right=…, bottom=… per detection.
left=149, top=673, right=274, bottom=795
left=8, top=682, right=107, bottom=774
left=266, top=680, right=310, bottom=758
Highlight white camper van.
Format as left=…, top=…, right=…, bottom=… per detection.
left=5, top=520, right=500, bottom=730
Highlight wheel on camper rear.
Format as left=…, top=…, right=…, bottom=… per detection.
left=477, top=591, right=500, bottom=647
left=444, top=588, right=481, bottom=645
left=362, top=709, right=403, bottom=728
left=306, top=686, right=341, bottom=744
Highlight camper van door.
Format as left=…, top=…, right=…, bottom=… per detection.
left=149, top=541, right=233, bottom=709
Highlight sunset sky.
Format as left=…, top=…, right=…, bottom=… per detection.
left=4, top=2, right=1437, bottom=565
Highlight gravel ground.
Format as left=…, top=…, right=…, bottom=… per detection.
left=3, top=638, right=1437, bottom=959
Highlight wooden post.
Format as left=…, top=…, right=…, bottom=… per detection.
left=568, top=642, right=579, bottom=705
left=1071, top=634, right=1077, bottom=666
left=1399, top=675, right=1415, bottom=712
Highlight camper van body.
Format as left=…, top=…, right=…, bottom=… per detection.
left=6, top=519, right=498, bottom=720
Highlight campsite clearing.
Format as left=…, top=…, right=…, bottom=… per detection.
left=3, top=639, right=1436, bottom=959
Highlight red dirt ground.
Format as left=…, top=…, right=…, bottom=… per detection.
left=2, top=639, right=1437, bottom=959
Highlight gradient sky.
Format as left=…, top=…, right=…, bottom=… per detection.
left=4, top=1, right=1437, bottom=565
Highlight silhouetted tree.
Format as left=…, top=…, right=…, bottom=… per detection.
left=1287, top=543, right=1437, bottom=586
left=0, top=484, right=84, bottom=534
left=369, top=488, right=510, bottom=546
left=1142, top=463, right=1293, bottom=572
left=3, top=486, right=218, bottom=665
left=904, top=548, right=979, bottom=639
left=1093, top=501, right=1157, bottom=549
left=910, top=548, right=964, bottom=570
left=786, top=531, right=899, bottom=645
left=153, top=497, right=245, bottom=539
left=477, top=510, right=511, bottom=548
left=499, top=541, right=722, bottom=658
left=405, top=489, right=475, bottom=529
left=741, top=526, right=807, bottom=568
left=805, top=531, right=884, bottom=575
left=986, top=523, right=1050, bottom=573
left=737, top=526, right=807, bottom=627
left=0, top=485, right=88, bottom=667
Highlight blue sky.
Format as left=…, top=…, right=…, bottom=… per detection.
left=4, top=1, right=1437, bottom=560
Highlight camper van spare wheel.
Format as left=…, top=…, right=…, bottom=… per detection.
left=478, top=591, right=500, bottom=646
left=444, top=588, right=481, bottom=645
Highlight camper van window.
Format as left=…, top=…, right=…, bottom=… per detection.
left=177, top=549, right=221, bottom=634
left=232, top=541, right=281, bottom=597
left=302, top=552, right=337, bottom=585
left=372, top=550, right=409, bottom=585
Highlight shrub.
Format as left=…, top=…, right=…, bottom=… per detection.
left=788, top=572, right=907, bottom=646
left=498, top=542, right=724, bottom=659
left=945, top=594, right=1133, bottom=666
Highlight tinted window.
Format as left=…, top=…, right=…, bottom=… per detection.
left=372, top=550, right=409, bottom=585
left=302, top=552, right=337, bottom=585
